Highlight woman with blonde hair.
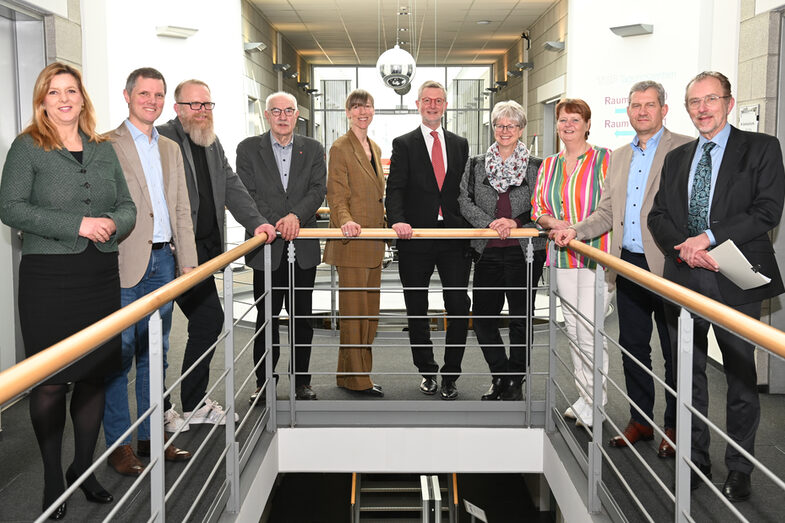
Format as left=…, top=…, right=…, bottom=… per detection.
left=323, top=89, right=386, bottom=397
left=0, top=62, right=136, bottom=519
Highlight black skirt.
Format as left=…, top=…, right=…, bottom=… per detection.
left=18, top=242, right=122, bottom=385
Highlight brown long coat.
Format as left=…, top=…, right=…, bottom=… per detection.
left=322, top=130, right=386, bottom=267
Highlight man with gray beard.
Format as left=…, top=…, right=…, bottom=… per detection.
left=158, top=79, right=274, bottom=432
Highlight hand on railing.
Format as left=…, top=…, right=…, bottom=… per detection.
left=341, top=221, right=362, bottom=237
left=254, top=223, right=277, bottom=244
left=551, top=227, right=577, bottom=247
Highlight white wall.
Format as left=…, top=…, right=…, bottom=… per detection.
left=566, top=0, right=741, bottom=149
left=81, top=0, right=248, bottom=165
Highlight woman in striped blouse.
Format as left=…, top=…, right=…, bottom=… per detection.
left=531, top=98, right=612, bottom=429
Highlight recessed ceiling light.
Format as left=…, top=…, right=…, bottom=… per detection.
left=399, top=27, right=408, bottom=31
left=477, top=20, right=491, bottom=25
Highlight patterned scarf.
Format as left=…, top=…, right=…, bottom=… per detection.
left=485, top=141, right=530, bottom=193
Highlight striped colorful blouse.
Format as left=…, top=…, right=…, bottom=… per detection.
left=531, top=145, right=611, bottom=269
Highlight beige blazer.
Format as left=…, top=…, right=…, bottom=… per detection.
left=322, top=130, right=386, bottom=268
left=573, top=127, right=692, bottom=281
left=110, top=123, right=198, bottom=288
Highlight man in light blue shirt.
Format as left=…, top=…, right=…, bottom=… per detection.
left=106, top=67, right=197, bottom=476
left=554, top=80, right=691, bottom=455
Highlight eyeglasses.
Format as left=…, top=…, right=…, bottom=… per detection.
left=269, top=107, right=296, bottom=117
left=176, top=102, right=215, bottom=111
left=686, top=94, right=730, bottom=109
left=493, top=124, right=520, bottom=132
left=420, top=97, right=445, bottom=106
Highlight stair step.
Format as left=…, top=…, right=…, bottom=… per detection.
left=361, top=480, right=424, bottom=493
left=359, top=493, right=422, bottom=512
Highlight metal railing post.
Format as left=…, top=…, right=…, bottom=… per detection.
left=587, top=267, right=604, bottom=513
left=264, top=244, right=276, bottom=432
left=223, top=265, right=240, bottom=512
left=546, top=243, right=557, bottom=433
left=675, top=307, right=694, bottom=522
left=432, top=475, right=442, bottom=523
left=330, top=265, right=337, bottom=331
left=287, top=241, right=297, bottom=427
left=148, top=310, right=165, bottom=523
left=525, top=238, right=533, bottom=426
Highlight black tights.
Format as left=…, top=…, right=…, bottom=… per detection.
left=29, top=380, right=106, bottom=506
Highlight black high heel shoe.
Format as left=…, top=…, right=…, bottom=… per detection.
left=44, top=501, right=67, bottom=520
left=66, top=466, right=114, bottom=504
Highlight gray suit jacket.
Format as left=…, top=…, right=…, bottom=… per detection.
left=157, top=118, right=264, bottom=247
left=110, top=122, right=198, bottom=288
left=573, top=128, right=691, bottom=281
left=236, top=131, right=327, bottom=271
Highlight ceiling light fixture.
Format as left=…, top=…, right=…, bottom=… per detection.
left=610, top=23, right=654, bottom=37
left=376, top=0, right=416, bottom=90
left=516, top=61, right=534, bottom=71
left=507, top=70, right=522, bottom=78
left=155, top=25, right=198, bottom=39
left=543, top=40, right=565, bottom=52
left=477, top=20, right=491, bottom=25
left=273, top=63, right=291, bottom=72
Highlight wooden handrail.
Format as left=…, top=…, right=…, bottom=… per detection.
left=0, top=229, right=783, bottom=406
left=565, top=239, right=785, bottom=358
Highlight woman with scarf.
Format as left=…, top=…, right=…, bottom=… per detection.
left=458, top=100, right=546, bottom=401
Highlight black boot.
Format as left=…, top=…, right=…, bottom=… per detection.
left=500, top=377, right=523, bottom=401
left=481, top=378, right=504, bottom=400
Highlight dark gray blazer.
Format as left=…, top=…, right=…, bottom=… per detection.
left=236, top=131, right=326, bottom=270
left=157, top=117, right=264, bottom=247
left=458, top=153, right=545, bottom=256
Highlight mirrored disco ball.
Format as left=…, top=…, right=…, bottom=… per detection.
left=376, top=45, right=416, bottom=89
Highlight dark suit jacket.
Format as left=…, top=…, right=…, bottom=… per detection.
left=385, top=126, right=470, bottom=253
left=236, top=131, right=327, bottom=270
left=157, top=118, right=264, bottom=249
left=648, top=125, right=785, bottom=305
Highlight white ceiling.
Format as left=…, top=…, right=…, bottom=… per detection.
left=249, top=0, right=555, bottom=65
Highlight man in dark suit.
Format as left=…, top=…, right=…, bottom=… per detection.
left=237, top=91, right=327, bottom=401
left=385, top=80, right=471, bottom=400
left=648, top=71, right=785, bottom=502
left=554, top=81, right=691, bottom=456
left=158, top=79, right=274, bottom=431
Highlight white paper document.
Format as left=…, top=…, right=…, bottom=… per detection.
left=709, top=240, right=771, bottom=290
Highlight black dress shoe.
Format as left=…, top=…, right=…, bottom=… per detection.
left=500, top=378, right=523, bottom=401
left=722, top=470, right=751, bottom=502
left=46, top=501, right=67, bottom=520
left=419, top=377, right=438, bottom=395
left=249, top=386, right=265, bottom=406
left=440, top=380, right=458, bottom=400
left=295, top=384, right=318, bottom=400
left=66, top=466, right=113, bottom=503
left=481, top=378, right=504, bottom=401
left=355, top=384, right=384, bottom=397
left=690, top=463, right=712, bottom=491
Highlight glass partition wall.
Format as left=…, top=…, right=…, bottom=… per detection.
left=312, top=65, right=493, bottom=162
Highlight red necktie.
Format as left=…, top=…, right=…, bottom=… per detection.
left=430, top=131, right=446, bottom=190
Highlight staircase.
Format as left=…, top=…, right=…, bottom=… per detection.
left=352, top=473, right=454, bottom=522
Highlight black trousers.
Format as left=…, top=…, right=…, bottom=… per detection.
left=175, top=239, right=225, bottom=413
left=252, top=246, right=316, bottom=388
left=472, top=246, right=546, bottom=381
left=665, top=268, right=760, bottom=474
left=397, top=240, right=472, bottom=382
left=617, top=249, right=675, bottom=428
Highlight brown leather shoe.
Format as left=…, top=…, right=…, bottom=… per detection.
left=138, top=436, right=192, bottom=462
left=108, top=444, right=144, bottom=476
left=658, top=427, right=676, bottom=458
left=608, top=419, right=654, bottom=448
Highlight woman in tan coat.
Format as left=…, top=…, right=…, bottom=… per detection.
left=323, top=89, right=386, bottom=396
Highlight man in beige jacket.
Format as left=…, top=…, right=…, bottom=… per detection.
left=553, top=80, right=691, bottom=457
left=104, top=67, right=197, bottom=477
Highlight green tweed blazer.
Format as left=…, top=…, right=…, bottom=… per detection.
left=0, top=132, right=136, bottom=255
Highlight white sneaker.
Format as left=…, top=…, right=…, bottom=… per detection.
left=183, top=398, right=239, bottom=426
left=164, top=406, right=189, bottom=433
left=563, top=397, right=586, bottom=420
left=576, top=401, right=594, bottom=429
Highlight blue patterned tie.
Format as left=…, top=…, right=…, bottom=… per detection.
left=687, top=142, right=716, bottom=236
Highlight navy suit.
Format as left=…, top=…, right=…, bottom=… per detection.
left=648, top=125, right=785, bottom=473
left=385, top=127, right=471, bottom=381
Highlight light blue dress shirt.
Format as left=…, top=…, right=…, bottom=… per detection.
left=124, top=119, right=172, bottom=243
left=271, top=133, right=294, bottom=190
left=686, top=122, right=731, bottom=245
left=623, top=126, right=665, bottom=253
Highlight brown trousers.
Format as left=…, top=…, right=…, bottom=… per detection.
left=336, top=265, right=382, bottom=390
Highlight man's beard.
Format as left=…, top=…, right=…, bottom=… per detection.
left=181, top=114, right=216, bottom=147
